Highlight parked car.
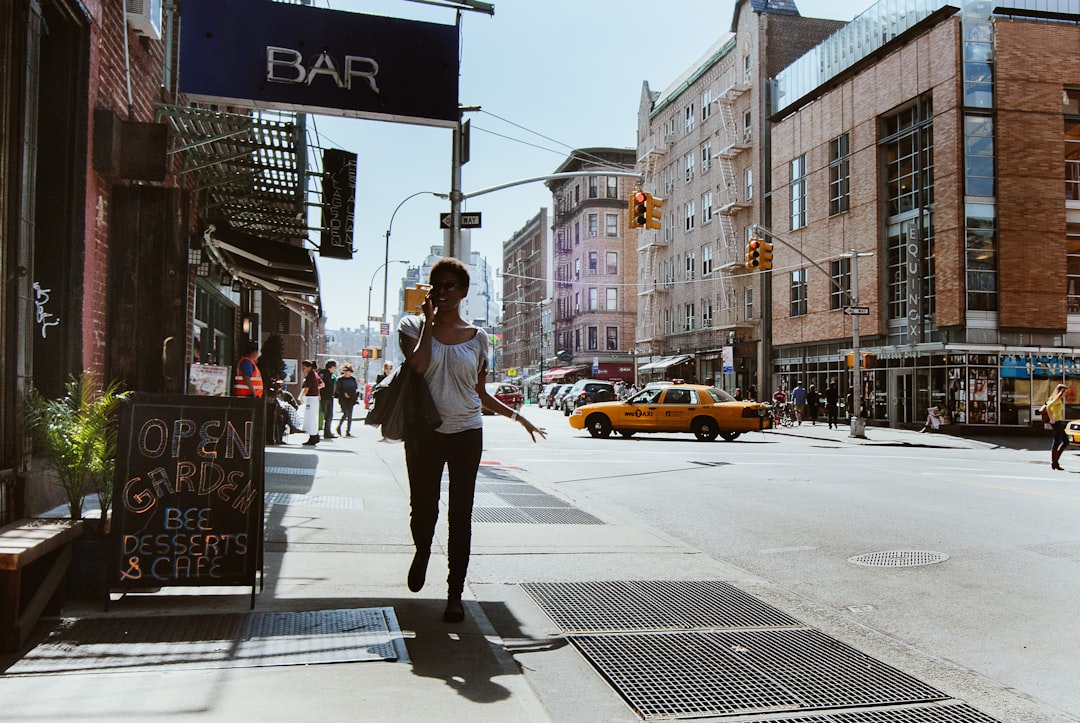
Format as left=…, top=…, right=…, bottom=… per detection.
left=551, top=384, right=573, bottom=412
left=485, top=382, right=523, bottom=413
left=568, top=382, right=771, bottom=441
left=561, top=379, right=617, bottom=416
left=538, top=383, right=562, bottom=409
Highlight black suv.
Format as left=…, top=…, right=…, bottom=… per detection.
left=562, top=379, right=616, bottom=416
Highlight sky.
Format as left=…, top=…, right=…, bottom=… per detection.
left=308, top=0, right=868, bottom=335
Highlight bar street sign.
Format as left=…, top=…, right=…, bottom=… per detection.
left=439, top=212, right=482, bottom=229
left=844, top=306, right=870, bottom=315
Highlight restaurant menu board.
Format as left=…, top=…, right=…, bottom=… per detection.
left=110, top=394, right=264, bottom=594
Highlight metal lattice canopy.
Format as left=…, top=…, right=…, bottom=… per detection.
left=157, top=104, right=308, bottom=243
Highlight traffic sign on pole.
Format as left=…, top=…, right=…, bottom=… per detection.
left=440, top=212, right=482, bottom=229
left=844, top=306, right=870, bottom=315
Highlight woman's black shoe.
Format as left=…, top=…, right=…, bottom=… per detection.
left=303, top=435, right=319, bottom=446
left=443, top=598, right=464, bottom=623
left=407, top=550, right=429, bottom=592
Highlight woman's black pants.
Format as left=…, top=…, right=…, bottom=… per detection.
left=404, top=427, right=482, bottom=597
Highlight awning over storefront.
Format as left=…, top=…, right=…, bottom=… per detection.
left=542, top=365, right=588, bottom=383
left=638, top=354, right=693, bottom=372
left=205, top=225, right=321, bottom=321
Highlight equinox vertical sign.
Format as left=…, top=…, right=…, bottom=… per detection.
left=906, top=225, right=922, bottom=344
left=321, top=149, right=356, bottom=259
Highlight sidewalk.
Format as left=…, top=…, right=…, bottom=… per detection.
left=765, top=418, right=999, bottom=449
left=0, top=424, right=1059, bottom=722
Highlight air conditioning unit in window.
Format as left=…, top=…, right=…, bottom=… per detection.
left=126, top=0, right=162, bottom=40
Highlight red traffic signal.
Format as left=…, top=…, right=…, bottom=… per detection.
left=630, top=191, right=648, bottom=228
left=361, top=349, right=371, bottom=359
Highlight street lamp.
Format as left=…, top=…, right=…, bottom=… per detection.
left=366, top=259, right=409, bottom=384
left=382, top=191, right=448, bottom=352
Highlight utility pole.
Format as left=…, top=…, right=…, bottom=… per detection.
left=849, top=249, right=866, bottom=439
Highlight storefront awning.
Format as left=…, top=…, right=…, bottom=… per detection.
left=205, top=225, right=321, bottom=321
left=638, top=354, right=693, bottom=372
left=542, top=365, right=588, bottom=383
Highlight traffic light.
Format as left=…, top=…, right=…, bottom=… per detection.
left=846, top=352, right=877, bottom=369
left=360, top=349, right=371, bottom=359
left=745, top=237, right=763, bottom=270
left=369, top=347, right=380, bottom=360
left=645, top=194, right=663, bottom=230
left=745, top=236, right=773, bottom=271
left=758, top=238, right=773, bottom=270
left=629, top=190, right=648, bottom=228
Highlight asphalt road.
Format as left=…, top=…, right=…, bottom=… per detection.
left=487, top=406, right=1080, bottom=721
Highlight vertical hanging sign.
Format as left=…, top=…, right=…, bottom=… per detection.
left=906, top=224, right=921, bottom=344
left=321, top=149, right=356, bottom=260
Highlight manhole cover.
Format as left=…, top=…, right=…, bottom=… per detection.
left=849, top=550, right=950, bottom=567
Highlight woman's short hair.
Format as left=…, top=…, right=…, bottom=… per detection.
left=429, top=257, right=470, bottom=288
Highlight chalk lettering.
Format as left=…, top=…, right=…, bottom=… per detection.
left=139, top=418, right=169, bottom=457
left=163, top=507, right=212, bottom=531
left=32, top=281, right=60, bottom=339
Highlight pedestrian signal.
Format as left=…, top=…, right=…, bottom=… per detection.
left=361, top=349, right=371, bottom=359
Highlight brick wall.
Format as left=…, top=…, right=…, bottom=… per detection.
left=994, top=20, right=1080, bottom=331
left=769, top=18, right=963, bottom=344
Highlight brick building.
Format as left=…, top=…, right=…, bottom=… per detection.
left=634, top=0, right=843, bottom=394
left=545, top=149, right=639, bottom=386
left=0, top=2, right=318, bottom=521
left=767, top=0, right=1080, bottom=427
left=499, top=209, right=550, bottom=393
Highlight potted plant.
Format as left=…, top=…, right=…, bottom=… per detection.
left=25, top=371, right=128, bottom=527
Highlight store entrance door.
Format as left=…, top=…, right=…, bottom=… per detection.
left=893, top=371, right=914, bottom=425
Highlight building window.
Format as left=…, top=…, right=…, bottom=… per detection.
left=966, top=114, right=994, bottom=197
left=574, top=222, right=580, bottom=245
left=702, top=297, right=712, bottom=327
left=587, top=326, right=598, bottom=350
left=702, top=141, right=711, bottom=173
left=702, top=244, right=713, bottom=276
left=963, top=205, right=993, bottom=312
left=702, top=191, right=713, bottom=224
left=745, top=167, right=753, bottom=200
left=701, top=88, right=713, bottom=121
left=606, top=326, right=618, bottom=351
left=685, top=152, right=695, bottom=182
left=606, top=175, right=619, bottom=199
left=830, top=257, right=851, bottom=311
left=589, top=287, right=598, bottom=310
left=790, top=155, right=807, bottom=230
left=574, top=258, right=581, bottom=279
left=587, top=213, right=598, bottom=237
left=743, top=110, right=752, bottom=142
left=685, top=103, right=695, bottom=133
left=588, top=176, right=599, bottom=198
left=829, top=133, right=850, bottom=216
left=790, top=269, right=808, bottom=317
left=745, top=287, right=754, bottom=320
left=685, top=201, right=696, bottom=231
left=575, top=328, right=581, bottom=352
left=606, top=251, right=618, bottom=275
left=1069, top=217, right=1080, bottom=313
left=606, top=287, right=617, bottom=310
left=743, top=53, right=751, bottom=82
left=588, top=251, right=598, bottom=274
left=686, top=251, right=696, bottom=281
left=605, top=213, right=619, bottom=237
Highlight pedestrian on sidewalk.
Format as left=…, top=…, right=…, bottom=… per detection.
left=297, top=360, right=322, bottom=445
left=335, top=363, right=359, bottom=436
left=791, top=380, right=807, bottom=425
left=806, top=384, right=820, bottom=425
left=399, top=257, right=547, bottom=624
left=1043, top=383, right=1069, bottom=470
left=825, top=380, right=839, bottom=429
left=319, top=360, right=338, bottom=439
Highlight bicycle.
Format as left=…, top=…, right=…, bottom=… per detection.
left=768, top=402, right=797, bottom=428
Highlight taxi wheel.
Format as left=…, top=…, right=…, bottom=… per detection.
left=719, top=431, right=741, bottom=442
left=586, top=414, right=612, bottom=439
left=693, top=417, right=719, bottom=442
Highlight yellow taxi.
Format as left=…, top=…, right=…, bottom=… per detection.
left=568, top=382, right=771, bottom=441
left=1065, top=419, right=1080, bottom=446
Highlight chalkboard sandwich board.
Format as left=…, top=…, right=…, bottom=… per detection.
left=110, top=394, right=265, bottom=605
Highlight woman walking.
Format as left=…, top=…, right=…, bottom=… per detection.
left=399, top=257, right=546, bottom=623
left=297, top=360, right=323, bottom=446
left=1044, top=383, right=1069, bottom=470
left=335, top=363, right=360, bottom=436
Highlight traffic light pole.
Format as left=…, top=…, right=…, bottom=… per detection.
left=750, top=226, right=869, bottom=438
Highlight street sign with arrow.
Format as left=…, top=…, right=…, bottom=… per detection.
left=440, top=212, right=482, bottom=229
